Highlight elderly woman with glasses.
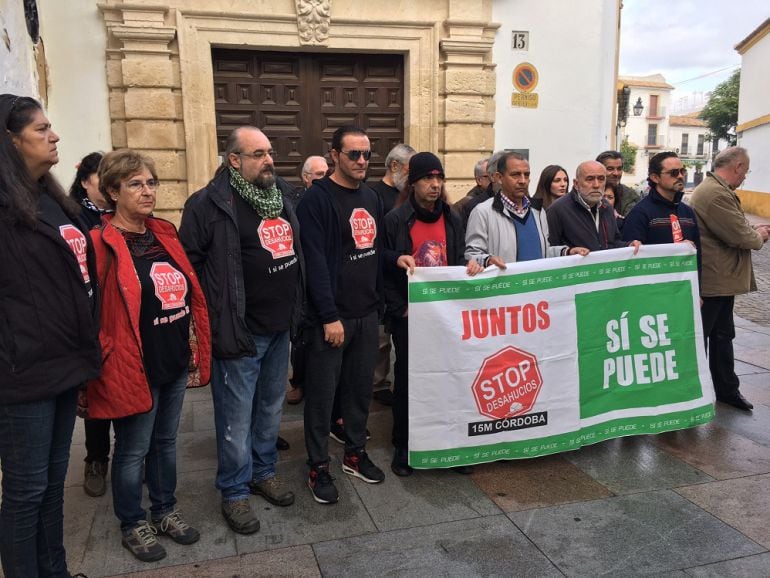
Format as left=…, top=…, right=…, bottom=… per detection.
left=86, top=149, right=211, bottom=563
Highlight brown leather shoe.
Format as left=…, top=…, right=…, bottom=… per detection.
left=286, top=386, right=304, bottom=405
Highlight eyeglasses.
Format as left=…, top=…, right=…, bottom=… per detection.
left=339, top=150, right=372, bottom=162
left=125, top=179, right=160, bottom=193
left=661, top=168, right=687, bottom=177
left=237, top=149, right=275, bottom=160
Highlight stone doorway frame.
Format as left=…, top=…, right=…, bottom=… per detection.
left=100, top=1, right=497, bottom=210
left=176, top=9, right=440, bottom=191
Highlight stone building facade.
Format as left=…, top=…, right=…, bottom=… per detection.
left=98, top=0, right=499, bottom=217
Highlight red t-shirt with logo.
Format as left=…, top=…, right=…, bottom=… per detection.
left=410, top=215, right=448, bottom=267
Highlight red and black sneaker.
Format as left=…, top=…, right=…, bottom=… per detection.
left=342, top=450, right=385, bottom=483
left=308, top=462, right=339, bottom=504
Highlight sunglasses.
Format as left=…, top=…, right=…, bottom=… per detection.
left=340, top=149, right=372, bottom=161
left=662, top=168, right=687, bottom=177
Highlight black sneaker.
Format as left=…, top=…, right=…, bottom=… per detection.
left=307, top=462, right=339, bottom=504
left=390, top=447, right=413, bottom=477
left=276, top=436, right=290, bottom=451
left=121, top=520, right=166, bottom=562
left=330, top=423, right=371, bottom=444
left=373, top=388, right=394, bottom=406
left=329, top=422, right=349, bottom=445
left=342, top=450, right=385, bottom=483
left=152, top=510, right=200, bottom=545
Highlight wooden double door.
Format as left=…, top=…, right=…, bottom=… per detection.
left=212, top=49, right=405, bottom=186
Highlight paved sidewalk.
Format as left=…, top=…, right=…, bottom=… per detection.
left=46, top=220, right=770, bottom=577
left=53, top=326, right=770, bottom=577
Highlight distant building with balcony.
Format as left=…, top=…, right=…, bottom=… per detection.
left=617, top=74, right=674, bottom=185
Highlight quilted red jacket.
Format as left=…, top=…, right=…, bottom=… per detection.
left=86, top=215, right=211, bottom=419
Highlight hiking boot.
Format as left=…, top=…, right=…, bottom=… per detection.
left=83, top=461, right=108, bottom=497
left=250, top=476, right=295, bottom=507
left=152, top=510, right=200, bottom=545
left=121, top=520, right=166, bottom=562
left=391, top=447, right=413, bottom=477
left=221, top=498, right=260, bottom=535
left=343, top=450, right=385, bottom=484
left=307, top=462, right=339, bottom=504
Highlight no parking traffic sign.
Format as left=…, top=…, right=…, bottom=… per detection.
left=511, top=62, right=539, bottom=108
left=513, top=62, right=538, bottom=93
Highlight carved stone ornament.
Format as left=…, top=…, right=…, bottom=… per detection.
left=295, top=0, right=331, bottom=46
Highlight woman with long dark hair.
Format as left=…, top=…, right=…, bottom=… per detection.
left=531, top=164, right=569, bottom=211
left=0, top=94, right=101, bottom=577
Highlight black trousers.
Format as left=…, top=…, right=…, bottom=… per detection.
left=303, top=312, right=378, bottom=464
left=390, top=315, right=409, bottom=450
left=84, top=418, right=112, bottom=463
left=701, top=296, right=740, bottom=398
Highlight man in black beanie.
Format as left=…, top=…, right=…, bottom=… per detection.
left=383, top=152, right=483, bottom=476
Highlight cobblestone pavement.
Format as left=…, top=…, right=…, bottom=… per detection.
left=735, top=213, right=770, bottom=326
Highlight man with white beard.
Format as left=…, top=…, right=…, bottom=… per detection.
left=369, top=143, right=415, bottom=216
left=367, top=144, right=416, bottom=404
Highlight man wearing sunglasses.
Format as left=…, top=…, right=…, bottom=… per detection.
left=297, top=125, right=386, bottom=504
left=690, top=147, right=768, bottom=411
left=622, top=151, right=701, bottom=257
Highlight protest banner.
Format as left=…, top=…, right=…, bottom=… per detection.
left=407, top=244, right=714, bottom=468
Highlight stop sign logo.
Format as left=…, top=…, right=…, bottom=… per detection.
left=471, top=345, right=543, bottom=420
left=258, top=217, right=295, bottom=259
left=59, top=224, right=90, bottom=284
left=150, top=262, right=188, bottom=310
left=349, top=208, right=376, bottom=249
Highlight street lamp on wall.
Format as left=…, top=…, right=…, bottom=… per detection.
left=633, top=97, right=644, bottom=116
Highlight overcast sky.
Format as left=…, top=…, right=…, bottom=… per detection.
left=620, top=1, right=768, bottom=109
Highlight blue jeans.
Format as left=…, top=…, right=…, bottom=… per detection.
left=111, top=371, right=187, bottom=533
left=0, top=387, right=78, bottom=578
left=212, top=331, right=289, bottom=501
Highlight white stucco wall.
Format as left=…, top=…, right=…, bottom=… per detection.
left=737, top=27, right=770, bottom=196
left=38, top=0, right=111, bottom=188
left=492, top=0, right=618, bottom=184
left=0, top=0, right=39, bottom=96
left=739, top=124, right=770, bottom=195
left=737, top=30, right=770, bottom=126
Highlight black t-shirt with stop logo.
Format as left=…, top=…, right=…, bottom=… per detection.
left=330, top=180, right=380, bottom=319
left=128, top=236, right=191, bottom=386
left=234, top=193, right=299, bottom=335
